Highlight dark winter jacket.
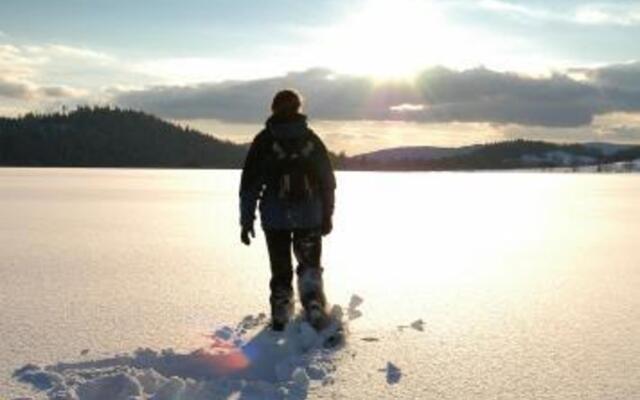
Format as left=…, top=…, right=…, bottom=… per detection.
left=239, top=114, right=336, bottom=230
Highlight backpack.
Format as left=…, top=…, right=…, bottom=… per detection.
left=267, top=128, right=317, bottom=201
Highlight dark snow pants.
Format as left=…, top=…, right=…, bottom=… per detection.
left=264, top=229, right=326, bottom=322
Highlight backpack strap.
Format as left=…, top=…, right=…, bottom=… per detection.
left=272, top=140, right=287, bottom=160
left=265, top=122, right=316, bottom=160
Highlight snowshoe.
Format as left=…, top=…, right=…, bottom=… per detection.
left=306, top=300, right=330, bottom=331
left=323, top=326, right=345, bottom=349
left=270, top=320, right=286, bottom=332
left=271, top=296, right=294, bottom=332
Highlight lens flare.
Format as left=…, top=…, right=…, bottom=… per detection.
left=197, top=335, right=251, bottom=375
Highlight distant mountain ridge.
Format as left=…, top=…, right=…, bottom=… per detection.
left=351, top=142, right=637, bottom=163
left=350, top=145, right=478, bottom=162
left=345, top=141, right=640, bottom=171
left=581, top=142, right=635, bottom=156
left=1, top=107, right=638, bottom=171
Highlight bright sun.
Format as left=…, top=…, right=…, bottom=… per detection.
left=326, top=0, right=453, bottom=79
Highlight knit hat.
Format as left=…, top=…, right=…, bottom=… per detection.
left=271, top=89, right=302, bottom=115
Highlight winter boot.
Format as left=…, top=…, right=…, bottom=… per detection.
left=297, top=267, right=329, bottom=330
left=271, top=320, right=286, bottom=332
left=271, top=295, right=294, bottom=331
left=306, top=299, right=330, bottom=330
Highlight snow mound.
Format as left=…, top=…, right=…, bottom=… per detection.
left=14, top=296, right=364, bottom=400
left=380, top=362, right=402, bottom=385
left=410, top=319, right=424, bottom=332
left=347, top=295, right=364, bottom=321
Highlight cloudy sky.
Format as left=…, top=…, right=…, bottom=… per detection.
left=1, top=0, right=639, bottom=154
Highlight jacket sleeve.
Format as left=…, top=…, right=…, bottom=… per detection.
left=239, top=132, right=266, bottom=227
left=312, top=133, right=336, bottom=219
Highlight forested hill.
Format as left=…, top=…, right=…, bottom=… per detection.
left=345, top=140, right=640, bottom=171
left=0, top=107, right=248, bottom=168
left=2, top=107, right=639, bottom=171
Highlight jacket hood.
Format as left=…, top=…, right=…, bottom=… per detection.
left=266, top=113, right=310, bottom=140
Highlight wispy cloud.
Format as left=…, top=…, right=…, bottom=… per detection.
left=0, top=44, right=38, bottom=80
left=574, top=4, right=640, bottom=26
left=479, top=0, right=554, bottom=20
left=36, top=44, right=115, bottom=63
left=0, top=42, right=158, bottom=112
left=0, top=43, right=117, bottom=82
left=132, top=57, right=288, bottom=85
left=479, top=0, right=640, bottom=26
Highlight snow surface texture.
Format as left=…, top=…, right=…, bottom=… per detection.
left=13, top=297, right=364, bottom=400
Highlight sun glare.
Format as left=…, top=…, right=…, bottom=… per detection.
left=327, top=0, right=452, bottom=80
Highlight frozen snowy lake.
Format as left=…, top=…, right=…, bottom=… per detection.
left=1, top=168, right=639, bottom=399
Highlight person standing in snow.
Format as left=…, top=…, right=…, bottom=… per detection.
left=239, top=89, right=336, bottom=332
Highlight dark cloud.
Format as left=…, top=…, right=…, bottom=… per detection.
left=581, top=62, right=640, bottom=90
left=39, top=85, right=81, bottom=98
left=115, top=64, right=640, bottom=127
left=116, top=68, right=402, bottom=123
left=413, top=67, right=604, bottom=126
left=0, top=79, right=32, bottom=99
left=0, top=78, right=80, bottom=100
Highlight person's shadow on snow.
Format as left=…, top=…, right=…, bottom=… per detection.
left=14, top=310, right=348, bottom=400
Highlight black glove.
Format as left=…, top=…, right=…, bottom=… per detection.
left=321, top=215, right=333, bottom=236
left=241, top=224, right=255, bottom=246
left=321, top=190, right=335, bottom=237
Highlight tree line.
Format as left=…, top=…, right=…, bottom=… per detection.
left=1, top=107, right=638, bottom=171
left=0, top=106, right=247, bottom=168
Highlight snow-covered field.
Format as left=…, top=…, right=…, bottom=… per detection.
left=2, top=169, right=640, bottom=399
left=12, top=298, right=364, bottom=400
